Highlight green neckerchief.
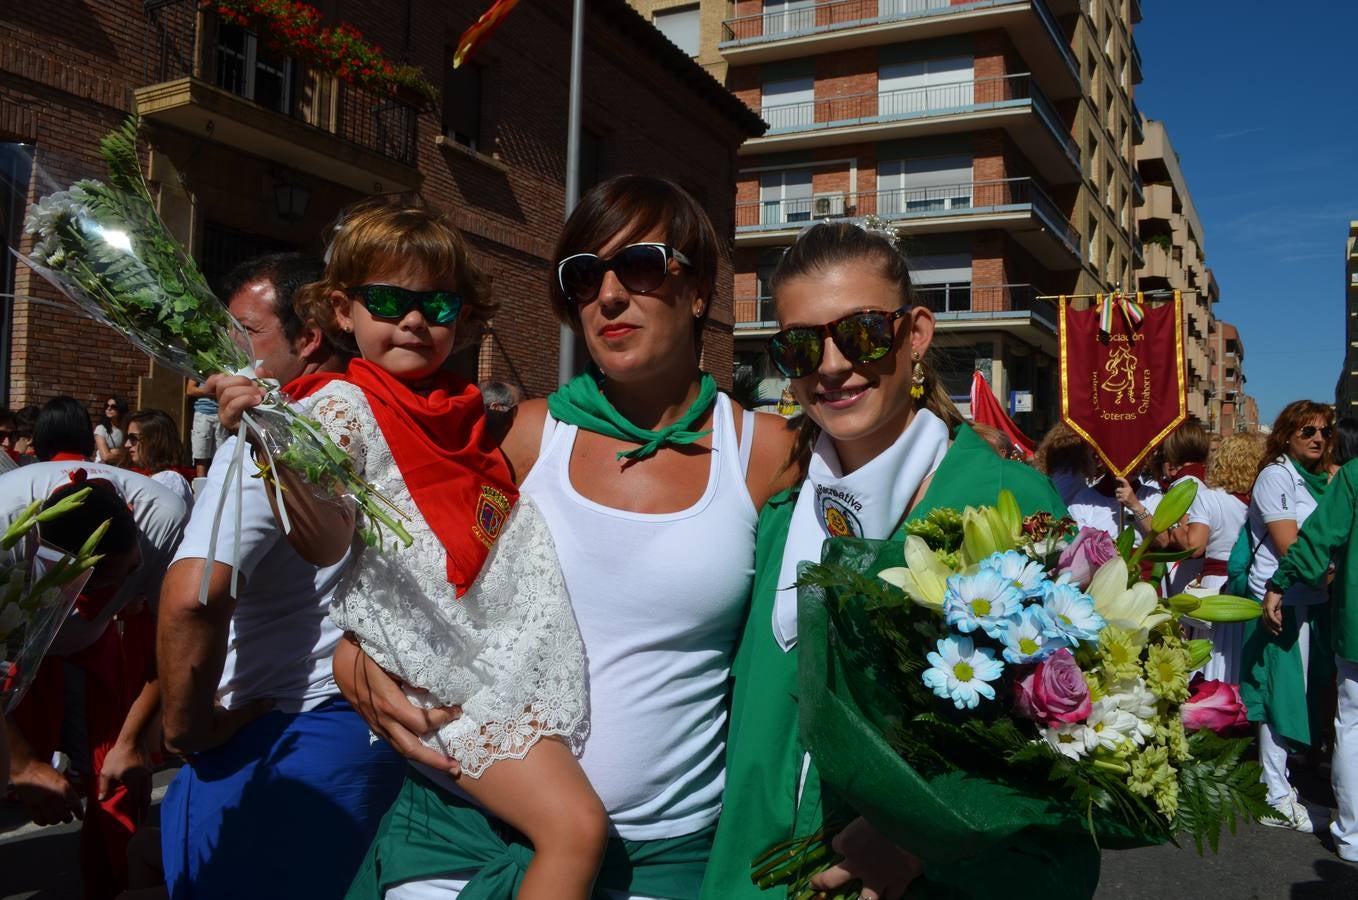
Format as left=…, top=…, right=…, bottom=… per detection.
left=1288, top=454, right=1329, bottom=503
left=547, top=368, right=716, bottom=462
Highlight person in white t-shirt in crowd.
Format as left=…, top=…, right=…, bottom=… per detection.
left=1033, top=422, right=1096, bottom=506
left=156, top=252, right=405, bottom=900
left=1162, top=421, right=1253, bottom=682
left=125, top=408, right=194, bottom=509
left=2, top=464, right=187, bottom=900
left=1239, top=400, right=1336, bottom=833
left=1068, top=461, right=1165, bottom=548
left=94, top=396, right=129, bottom=465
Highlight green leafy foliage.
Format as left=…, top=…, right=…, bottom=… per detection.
left=22, top=116, right=411, bottom=549
left=1173, top=730, right=1275, bottom=853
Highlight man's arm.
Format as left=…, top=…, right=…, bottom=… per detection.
left=157, top=559, right=269, bottom=754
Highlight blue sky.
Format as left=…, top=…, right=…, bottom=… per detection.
left=1134, top=2, right=1358, bottom=424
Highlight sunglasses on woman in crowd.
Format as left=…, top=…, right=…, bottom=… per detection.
left=349, top=284, right=463, bottom=326
left=767, top=307, right=909, bottom=378
left=556, top=243, right=691, bottom=304
left=1297, top=424, right=1334, bottom=440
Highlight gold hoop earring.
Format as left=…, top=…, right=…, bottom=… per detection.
left=910, top=352, right=925, bottom=399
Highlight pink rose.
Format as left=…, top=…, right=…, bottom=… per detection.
left=1181, top=676, right=1249, bottom=734
left=1014, top=649, right=1092, bottom=726
left=1057, top=527, right=1120, bottom=589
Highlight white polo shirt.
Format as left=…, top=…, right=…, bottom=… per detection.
left=171, top=433, right=350, bottom=712
left=0, top=461, right=187, bottom=656
left=1248, top=459, right=1327, bottom=606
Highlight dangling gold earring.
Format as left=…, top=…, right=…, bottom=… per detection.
left=910, top=352, right=925, bottom=399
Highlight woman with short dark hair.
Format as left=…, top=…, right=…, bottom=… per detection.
left=33, top=396, right=95, bottom=462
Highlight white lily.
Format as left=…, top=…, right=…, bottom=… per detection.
left=1087, top=558, right=1170, bottom=639
left=879, top=535, right=952, bottom=611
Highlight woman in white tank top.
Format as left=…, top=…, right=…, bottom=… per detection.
left=334, top=176, right=798, bottom=900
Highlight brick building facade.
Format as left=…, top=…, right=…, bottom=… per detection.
left=0, top=0, right=762, bottom=429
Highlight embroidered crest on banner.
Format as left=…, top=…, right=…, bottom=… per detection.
left=472, top=484, right=512, bottom=548
left=816, top=485, right=863, bottom=538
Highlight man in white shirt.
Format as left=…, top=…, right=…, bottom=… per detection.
left=2, top=464, right=187, bottom=899
left=156, top=254, right=404, bottom=900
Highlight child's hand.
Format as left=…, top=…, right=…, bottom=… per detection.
left=208, top=373, right=265, bottom=432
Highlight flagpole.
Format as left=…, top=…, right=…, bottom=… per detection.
left=558, top=0, right=585, bottom=386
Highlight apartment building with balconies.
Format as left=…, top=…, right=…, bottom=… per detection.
left=1, top=0, right=762, bottom=419
left=641, top=0, right=1143, bottom=437
left=1337, top=221, right=1358, bottom=415
left=1133, top=118, right=1217, bottom=424
left=1211, top=320, right=1253, bottom=434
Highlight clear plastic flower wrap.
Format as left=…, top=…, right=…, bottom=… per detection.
left=0, top=491, right=101, bottom=713
left=14, top=118, right=411, bottom=601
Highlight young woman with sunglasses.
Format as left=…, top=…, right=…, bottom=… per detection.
left=211, top=203, right=610, bottom=900
left=327, top=176, right=796, bottom=900
left=94, top=395, right=130, bottom=465
left=703, top=222, right=1096, bottom=900
left=125, top=408, right=193, bottom=508
left=1239, top=399, right=1337, bottom=832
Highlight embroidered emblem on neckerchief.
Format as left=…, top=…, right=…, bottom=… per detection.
left=816, top=486, right=863, bottom=538
left=472, top=484, right=512, bottom=548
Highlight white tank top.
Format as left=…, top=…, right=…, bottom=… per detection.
left=520, top=392, right=758, bottom=840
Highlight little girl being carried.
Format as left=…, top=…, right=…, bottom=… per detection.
left=214, top=203, right=605, bottom=898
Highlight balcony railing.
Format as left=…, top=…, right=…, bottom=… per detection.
left=737, top=176, right=1079, bottom=253
left=735, top=283, right=1054, bottom=330
left=1131, top=102, right=1145, bottom=145
left=721, top=0, right=1079, bottom=78
left=143, top=1, right=417, bottom=167
left=758, top=73, right=1077, bottom=164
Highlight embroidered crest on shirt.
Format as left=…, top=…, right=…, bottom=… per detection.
left=472, top=484, right=512, bottom=548
left=816, top=486, right=863, bottom=538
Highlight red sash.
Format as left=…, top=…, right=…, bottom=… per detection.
left=289, top=361, right=517, bottom=592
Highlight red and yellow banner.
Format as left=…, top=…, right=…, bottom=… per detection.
left=1059, top=292, right=1187, bottom=477
left=453, top=0, right=520, bottom=69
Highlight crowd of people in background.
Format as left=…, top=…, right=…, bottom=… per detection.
left=2, top=177, right=1357, bottom=900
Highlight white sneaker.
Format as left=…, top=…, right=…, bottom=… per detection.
left=1261, top=790, right=1314, bottom=833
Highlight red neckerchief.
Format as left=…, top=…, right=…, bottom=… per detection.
left=342, top=358, right=517, bottom=594
left=49, top=452, right=88, bottom=462
left=1177, top=463, right=1208, bottom=483
left=284, top=371, right=344, bottom=402
left=4, top=448, right=18, bottom=462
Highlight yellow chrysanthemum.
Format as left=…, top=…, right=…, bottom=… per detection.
left=1129, top=744, right=1171, bottom=799
left=1144, top=643, right=1191, bottom=703
left=1097, top=626, right=1144, bottom=683
left=1154, top=777, right=1180, bottom=819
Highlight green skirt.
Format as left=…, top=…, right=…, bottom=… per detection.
left=1239, top=603, right=1335, bottom=748
left=346, top=772, right=713, bottom=900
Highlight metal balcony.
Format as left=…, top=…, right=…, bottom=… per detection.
left=733, top=283, right=1056, bottom=335
left=736, top=176, right=1079, bottom=267
left=136, top=0, right=420, bottom=193
left=721, top=0, right=1080, bottom=97
left=746, top=74, right=1079, bottom=183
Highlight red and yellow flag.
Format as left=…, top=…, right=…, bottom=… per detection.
left=453, top=0, right=521, bottom=69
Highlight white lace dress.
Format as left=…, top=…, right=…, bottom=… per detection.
left=311, top=381, right=588, bottom=777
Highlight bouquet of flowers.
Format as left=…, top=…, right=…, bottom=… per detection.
left=0, top=488, right=105, bottom=713
left=17, top=117, right=411, bottom=583
left=755, top=480, right=1273, bottom=898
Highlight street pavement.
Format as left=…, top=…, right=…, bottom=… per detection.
left=2, top=763, right=1357, bottom=899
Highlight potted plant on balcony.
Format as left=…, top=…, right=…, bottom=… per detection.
left=206, top=0, right=439, bottom=107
